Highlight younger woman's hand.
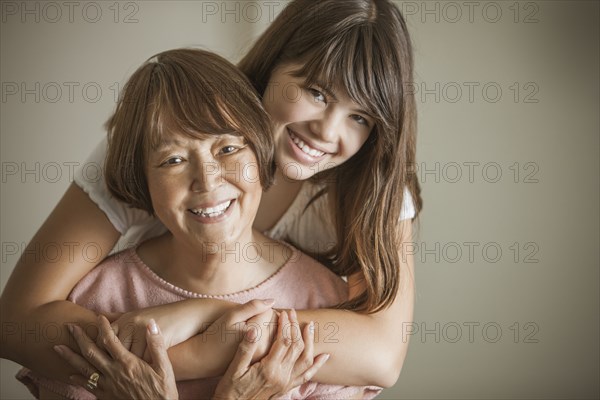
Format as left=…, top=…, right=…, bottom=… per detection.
left=54, top=315, right=178, bottom=400
left=213, top=309, right=330, bottom=399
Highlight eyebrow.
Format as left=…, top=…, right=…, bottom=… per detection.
left=153, top=137, right=188, bottom=151
left=313, top=79, right=373, bottom=118
left=312, top=78, right=338, bottom=101
left=318, top=84, right=338, bottom=101
left=154, top=133, right=245, bottom=149
left=292, top=70, right=375, bottom=121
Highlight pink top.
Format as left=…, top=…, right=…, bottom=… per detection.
left=17, top=243, right=382, bottom=399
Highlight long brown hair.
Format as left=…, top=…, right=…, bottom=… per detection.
left=105, top=49, right=274, bottom=214
left=239, top=0, right=423, bottom=312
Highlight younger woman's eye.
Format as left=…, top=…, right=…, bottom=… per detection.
left=351, top=114, right=369, bottom=126
left=307, top=88, right=326, bottom=103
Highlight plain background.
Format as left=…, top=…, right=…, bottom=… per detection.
left=1, top=1, right=598, bottom=399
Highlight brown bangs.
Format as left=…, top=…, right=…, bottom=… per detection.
left=283, top=18, right=405, bottom=142
left=144, top=60, right=256, bottom=153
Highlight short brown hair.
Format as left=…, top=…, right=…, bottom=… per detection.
left=105, top=48, right=274, bottom=214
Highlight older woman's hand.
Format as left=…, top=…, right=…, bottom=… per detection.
left=213, top=309, right=330, bottom=400
left=54, top=314, right=178, bottom=400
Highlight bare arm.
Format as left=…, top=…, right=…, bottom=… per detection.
left=298, top=220, right=415, bottom=387
left=0, top=184, right=121, bottom=380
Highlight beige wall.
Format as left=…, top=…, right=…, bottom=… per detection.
left=1, top=1, right=598, bottom=399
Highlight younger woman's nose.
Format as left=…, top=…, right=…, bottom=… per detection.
left=310, top=110, right=344, bottom=143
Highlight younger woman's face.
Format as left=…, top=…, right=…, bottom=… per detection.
left=262, top=63, right=374, bottom=181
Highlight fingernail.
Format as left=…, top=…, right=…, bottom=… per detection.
left=309, top=321, right=314, bottom=332
left=323, top=353, right=331, bottom=361
left=66, top=324, right=74, bottom=335
left=262, top=298, right=275, bottom=306
left=53, top=345, right=63, bottom=355
left=149, top=319, right=159, bottom=335
left=245, top=327, right=257, bottom=341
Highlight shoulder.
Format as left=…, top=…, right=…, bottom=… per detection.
left=284, top=245, right=333, bottom=278
left=68, top=247, right=142, bottom=300
left=276, top=242, right=349, bottom=307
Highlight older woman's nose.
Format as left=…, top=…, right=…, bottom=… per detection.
left=191, top=161, right=222, bottom=192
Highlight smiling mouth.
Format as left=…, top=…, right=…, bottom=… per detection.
left=189, top=200, right=233, bottom=218
left=288, top=130, right=326, bottom=158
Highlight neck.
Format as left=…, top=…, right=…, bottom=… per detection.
left=138, top=230, right=287, bottom=295
left=255, top=168, right=304, bottom=232
left=273, top=167, right=304, bottom=194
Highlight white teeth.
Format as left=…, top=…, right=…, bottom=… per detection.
left=289, top=131, right=325, bottom=157
left=190, top=200, right=232, bottom=218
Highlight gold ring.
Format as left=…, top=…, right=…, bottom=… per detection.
left=86, top=372, right=100, bottom=390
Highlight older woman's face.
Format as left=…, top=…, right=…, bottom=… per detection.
left=262, top=63, right=374, bottom=181
left=145, top=131, right=262, bottom=247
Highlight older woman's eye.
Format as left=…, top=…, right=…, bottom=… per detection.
left=161, top=156, right=184, bottom=166
left=307, top=88, right=326, bottom=103
left=220, top=145, right=239, bottom=155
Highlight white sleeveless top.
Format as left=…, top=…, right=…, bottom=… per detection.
left=76, top=138, right=415, bottom=252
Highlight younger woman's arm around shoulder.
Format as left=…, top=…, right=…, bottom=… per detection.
left=295, top=220, right=415, bottom=388
left=0, top=183, right=120, bottom=380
